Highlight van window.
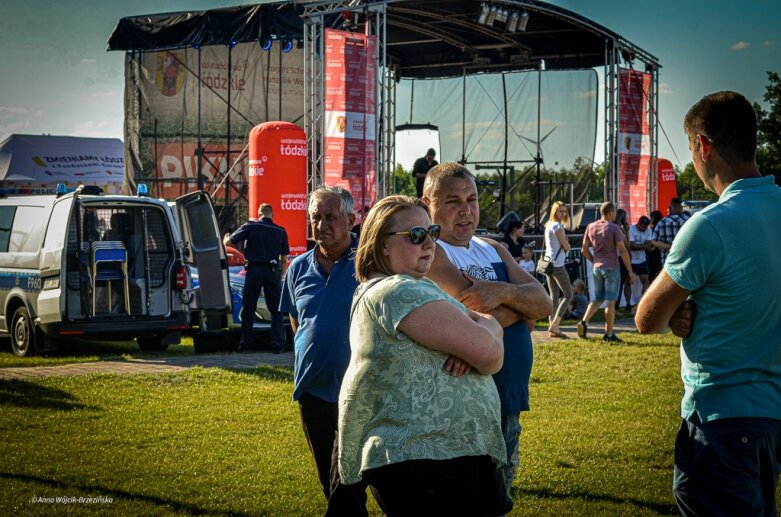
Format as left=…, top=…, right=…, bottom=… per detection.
left=43, top=199, right=73, bottom=251
left=9, top=206, right=45, bottom=252
left=185, top=202, right=219, bottom=252
left=0, top=206, right=15, bottom=252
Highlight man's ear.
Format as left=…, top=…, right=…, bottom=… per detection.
left=421, top=195, right=431, bottom=206
left=697, top=134, right=713, bottom=162
left=347, top=213, right=356, bottom=227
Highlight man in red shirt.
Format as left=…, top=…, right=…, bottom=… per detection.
left=577, top=202, right=635, bottom=343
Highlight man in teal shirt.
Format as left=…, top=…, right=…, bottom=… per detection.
left=636, top=91, right=781, bottom=516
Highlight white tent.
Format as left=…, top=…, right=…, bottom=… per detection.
left=0, top=134, right=124, bottom=194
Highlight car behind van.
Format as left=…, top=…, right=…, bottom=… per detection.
left=0, top=185, right=231, bottom=357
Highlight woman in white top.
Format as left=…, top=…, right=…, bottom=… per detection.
left=543, top=201, right=573, bottom=338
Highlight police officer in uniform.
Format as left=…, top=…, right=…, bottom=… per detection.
left=224, top=203, right=289, bottom=352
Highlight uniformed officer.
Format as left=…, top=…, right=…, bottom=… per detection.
left=224, top=203, right=289, bottom=352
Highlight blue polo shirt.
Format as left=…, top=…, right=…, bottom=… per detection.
left=280, top=237, right=358, bottom=403
left=665, top=175, right=781, bottom=422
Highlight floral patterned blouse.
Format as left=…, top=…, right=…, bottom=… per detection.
left=337, top=275, right=506, bottom=485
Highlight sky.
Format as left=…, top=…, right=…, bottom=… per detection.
left=1, top=0, right=779, bottom=171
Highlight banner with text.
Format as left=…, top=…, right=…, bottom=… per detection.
left=323, top=29, right=377, bottom=221
left=617, top=68, right=652, bottom=223
left=126, top=42, right=305, bottom=199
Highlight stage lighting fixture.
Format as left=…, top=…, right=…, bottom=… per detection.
left=282, top=39, right=294, bottom=53
left=517, top=11, right=530, bottom=32
left=477, top=3, right=490, bottom=25
left=260, top=37, right=272, bottom=51
left=192, top=44, right=200, bottom=50
left=226, top=40, right=237, bottom=49
left=485, top=5, right=498, bottom=26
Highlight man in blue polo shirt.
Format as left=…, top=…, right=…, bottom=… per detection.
left=636, top=91, right=781, bottom=515
left=280, top=186, right=366, bottom=515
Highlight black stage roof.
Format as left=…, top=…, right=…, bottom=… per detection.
left=107, top=0, right=659, bottom=79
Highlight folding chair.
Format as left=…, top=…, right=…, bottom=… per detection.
left=91, top=241, right=130, bottom=314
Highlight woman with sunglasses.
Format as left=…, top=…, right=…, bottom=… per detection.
left=337, top=195, right=512, bottom=516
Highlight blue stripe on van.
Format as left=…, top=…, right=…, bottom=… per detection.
left=0, top=271, right=42, bottom=292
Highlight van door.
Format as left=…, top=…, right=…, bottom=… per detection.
left=175, top=192, right=230, bottom=312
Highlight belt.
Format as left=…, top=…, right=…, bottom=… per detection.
left=247, top=260, right=278, bottom=266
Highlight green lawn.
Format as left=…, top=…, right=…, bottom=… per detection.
left=0, top=338, right=197, bottom=368
left=0, top=331, right=732, bottom=515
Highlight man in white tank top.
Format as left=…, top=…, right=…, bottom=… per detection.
left=423, top=162, right=552, bottom=494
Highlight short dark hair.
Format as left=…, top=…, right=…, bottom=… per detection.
left=422, top=162, right=475, bottom=198
left=504, top=220, right=524, bottom=237
left=426, top=148, right=436, bottom=157
left=684, top=91, right=757, bottom=164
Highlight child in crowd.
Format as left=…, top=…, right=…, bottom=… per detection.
left=518, top=245, right=536, bottom=275
left=567, top=279, right=589, bottom=320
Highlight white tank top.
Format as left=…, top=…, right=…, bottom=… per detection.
left=437, top=238, right=501, bottom=281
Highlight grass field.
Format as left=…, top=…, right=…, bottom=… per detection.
left=0, top=329, right=694, bottom=516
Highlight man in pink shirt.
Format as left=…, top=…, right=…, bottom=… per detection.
left=577, top=202, right=635, bottom=343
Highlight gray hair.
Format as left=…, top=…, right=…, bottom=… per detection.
left=308, top=185, right=354, bottom=217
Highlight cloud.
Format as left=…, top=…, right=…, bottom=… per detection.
left=659, top=83, right=674, bottom=95
left=0, top=106, right=32, bottom=116
left=80, top=58, right=97, bottom=64
left=763, top=40, right=776, bottom=47
left=731, top=41, right=750, bottom=51
left=72, top=120, right=113, bottom=138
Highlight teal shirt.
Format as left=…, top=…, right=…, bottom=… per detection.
left=665, top=175, right=781, bottom=422
left=338, top=275, right=506, bottom=484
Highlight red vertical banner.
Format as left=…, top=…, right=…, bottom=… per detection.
left=324, top=29, right=377, bottom=222
left=248, top=122, right=308, bottom=256
left=618, top=68, right=652, bottom=222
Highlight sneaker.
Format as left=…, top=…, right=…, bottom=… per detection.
left=601, top=334, right=611, bottom=343
left=577, top=320, right=588, bottom=339
left=604, top=334, right=623, bottom=344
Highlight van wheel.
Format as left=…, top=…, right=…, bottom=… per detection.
left=137, top=336, right=169, bottom=352
left=11, top=306, right=35, bottom=357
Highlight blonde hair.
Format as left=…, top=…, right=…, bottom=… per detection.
left=354, top=196, right=429, bottom=282
left=546, top=201, right=570, bottom=227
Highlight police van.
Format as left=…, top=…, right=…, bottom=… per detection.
left=0, top=185, right=231, bottom=357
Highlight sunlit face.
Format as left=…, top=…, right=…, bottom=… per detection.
left=383, top=207, right=436, bottom=279
left=425, top=176, right=479, bottom=247
left=555, top=206, right=568, bottom=222
left=521, top=247, right=533, bottom=261
left=309, top=195, right=354, bottom=253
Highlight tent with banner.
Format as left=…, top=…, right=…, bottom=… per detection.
left=0, top=134, right=124, bottom=195
left=107, top=0, right=661, bottom=231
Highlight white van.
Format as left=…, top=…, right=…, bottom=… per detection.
left=0, top=185, right=231, bottom=357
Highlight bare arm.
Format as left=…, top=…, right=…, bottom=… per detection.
left=222, top=234, right=233, bottom=247
left=650, top=240, right=671, bottom=250
left=581, top=233, right=593, bottom=263
left=288, top=315, right=298, bottom=334
left=426, top=243, right=522, bottom=328
left=458, top=239, right=552, bottom=321
left=554, top=227, right=571, bottom=252
left=398, top=300, right=504, bottom=375
left=635, top=271, right=691, bottom=334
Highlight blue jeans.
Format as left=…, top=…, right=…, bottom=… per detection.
left=592, top=266, right=620, bottom=301
left=673, top=415, right=781, bottom=517
left=501, top=413, right=522, bottom=493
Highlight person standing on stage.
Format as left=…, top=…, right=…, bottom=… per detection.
left=413, top=148, right=438, bottom=198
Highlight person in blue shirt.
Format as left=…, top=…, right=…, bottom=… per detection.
left=636, top=91, right=781, bottom=516
left=279, top=186, right=367, bottom=515
left=224, top=203, right=289, bottom=352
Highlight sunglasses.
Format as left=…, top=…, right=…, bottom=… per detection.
left=386, top=225, right=440, bottom=245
